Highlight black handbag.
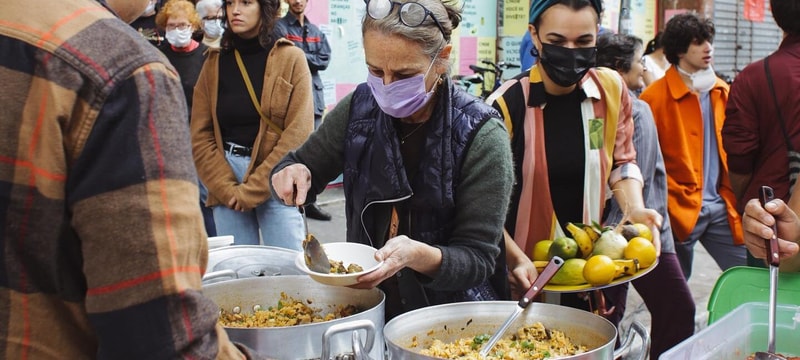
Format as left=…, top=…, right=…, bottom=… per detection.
left=764, top=56, right=800, bottom=193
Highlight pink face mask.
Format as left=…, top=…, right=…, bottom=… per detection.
left=366, top=57, right=437, bottom=119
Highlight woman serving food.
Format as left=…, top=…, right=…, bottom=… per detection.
left=270, top=0, right=514, bottom=321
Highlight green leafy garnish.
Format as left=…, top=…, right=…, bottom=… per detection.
left=470, top=334, right=491, bottom=349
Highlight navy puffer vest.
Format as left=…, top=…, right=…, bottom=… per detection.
left=343, top=79, right=508, bottom=313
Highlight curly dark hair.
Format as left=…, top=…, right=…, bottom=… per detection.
left=661, top=13, right=715, bottom=65
left=220, top=0, right=280, bottom=50
left=596, top=33, right=643, bottom=73
left=771, top=0, right=800, bottom=35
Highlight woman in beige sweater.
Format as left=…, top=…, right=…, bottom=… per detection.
left=191, top=0, right=313, bottom=248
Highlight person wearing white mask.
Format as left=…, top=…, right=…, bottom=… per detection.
left=641, top=13, right=746, bottom=280
left=196, top=0, right=224, bottom=48
left=156, top=0, right=217, bottom=238
left=156, top=0, right=207, bottom=114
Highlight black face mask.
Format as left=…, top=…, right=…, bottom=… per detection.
left=538, top=42, right=597, bottom=87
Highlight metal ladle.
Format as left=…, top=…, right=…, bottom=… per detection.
left=755, top=186, right=786, bottom=360
left=479, top=256, right=564, bottom=358
left=300, top=205, right=331, bottom=273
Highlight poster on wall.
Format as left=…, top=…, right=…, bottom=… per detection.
left=497, top=0, right=529, bottom=81
left=502, top=0, right=528, bottom=36
left=308, top=0, right=366, bottom=108
left=456, top=0, right=497, bottom=78
left=631, top=0, right=656, bottom=43
left=601, top=0, right=621, bottom=34
left=744, top=0, right=765, bottom=22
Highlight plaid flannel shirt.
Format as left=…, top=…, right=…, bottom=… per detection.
left=0, top=1, right=254, bottom=359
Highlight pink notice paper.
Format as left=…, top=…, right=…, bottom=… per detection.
left=305, top=0, right=330, bottom=24
left=459, top=37, right=478, bottom=77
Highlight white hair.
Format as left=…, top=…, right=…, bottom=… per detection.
left=195, top=0, right=223, bottom=18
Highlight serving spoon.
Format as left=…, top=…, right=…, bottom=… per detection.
left=300, top=205, right=331, bottom=273
left=479, top=256, right=564, bottom=358
left=755, top=186, right=786, bottom=360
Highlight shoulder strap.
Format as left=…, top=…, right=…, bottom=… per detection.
left=764, top=56, right=792, bottom=152
left=234, top=49, right=283, bottom=135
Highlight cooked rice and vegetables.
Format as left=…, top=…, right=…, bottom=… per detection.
left=218, top=292, right=359, bottom=328
left=418, top=322, right=586, bottom=359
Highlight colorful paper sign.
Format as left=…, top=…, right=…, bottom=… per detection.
left=744, top=0, right=765, bottom=22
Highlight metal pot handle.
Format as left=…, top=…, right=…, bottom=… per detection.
left=320, top=319, right=377, bottom=360
left=351, top=331, right=367, bottom=360
left=613, top=321, right=650, bottom=360
left=202, top=269, right=237, bottom=283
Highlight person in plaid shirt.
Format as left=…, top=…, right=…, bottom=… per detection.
left=0, top=0, right=261, bottom=358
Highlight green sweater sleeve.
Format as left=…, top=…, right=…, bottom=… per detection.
left=426, top=117, right=515, bottom=289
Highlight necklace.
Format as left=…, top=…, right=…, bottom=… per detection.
left=399, top=121, right=427, bottom=144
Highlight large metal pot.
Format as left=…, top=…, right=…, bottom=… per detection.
left=203, top=275, right=385, bottom=360
left=383, top=301, right=648, bottom=360
left=203, top=245, right=304, bottom=284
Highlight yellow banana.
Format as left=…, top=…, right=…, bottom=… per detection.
left=533, top=260, right=549, bottom=273
left=583, top=225, right=600, bottom=242
left=566, top=222, right=594, bottom=258
left=613, top=259, right=640, bottom=278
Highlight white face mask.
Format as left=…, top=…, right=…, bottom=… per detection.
left=165, top=28, right=193, bottom=48
left=677, top=65, right=717, bottom=93
left=203, top=19, right=223, bottom=39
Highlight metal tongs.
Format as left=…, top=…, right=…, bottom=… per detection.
left=755, top=186, right=786, bottom=360
left=479, top=256, right=564, bottom=358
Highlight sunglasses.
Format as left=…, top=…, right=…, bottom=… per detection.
left=365, top=0, right=446, bottom=40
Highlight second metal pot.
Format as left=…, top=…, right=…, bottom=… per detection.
left=383, top=301, right=648, bottom=360
left=203, top=275, right=385, bottom=360
left=203, top=245, right=304, bottom=284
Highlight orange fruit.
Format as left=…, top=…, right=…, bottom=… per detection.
left=583, top=255, right=617, bottom=286
left=623, top=237, right=657, bottom=268
left=632, top=223, right=653, bottom=242
left=532, top=240, right=552, bottom=262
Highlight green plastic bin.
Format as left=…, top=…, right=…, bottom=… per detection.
left=707, top=266, right=800, bottom=324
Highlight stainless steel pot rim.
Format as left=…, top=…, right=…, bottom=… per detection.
left=208, top=245, right=300, bottom=255
left=219, top=297, right=386, bottom=331
left=206, top=245, right=301, bottom=275
left=386, top=300, right=616, bottom=328
left=383, top=300, right=631, bottom=359
left=206, top=276, right=386, bottom=331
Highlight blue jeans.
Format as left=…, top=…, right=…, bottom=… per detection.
left=212, top=148, right=304, bottom=250
left=675, top=198, right=746, bottom=279
left=198, top=180, right=216, bottom=237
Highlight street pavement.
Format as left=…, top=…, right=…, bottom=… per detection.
left=307, top=185, right=724, bottom=358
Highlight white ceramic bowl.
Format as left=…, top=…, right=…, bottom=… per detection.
left=294, top=242, right=383, bottom=286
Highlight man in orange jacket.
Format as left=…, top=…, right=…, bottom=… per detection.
left=640, top=13, right=746, bottom=279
